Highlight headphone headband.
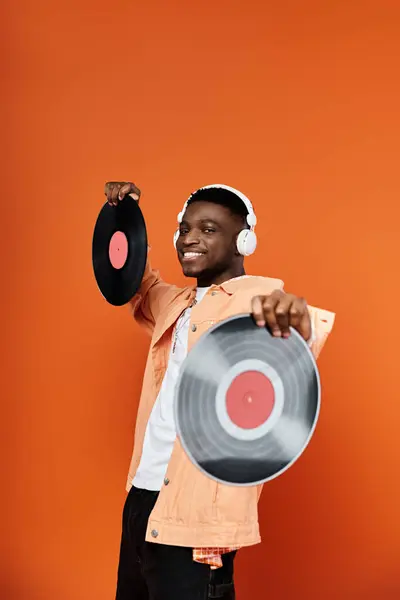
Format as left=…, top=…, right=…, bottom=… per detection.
left=177, top=184, right=257, bottom=228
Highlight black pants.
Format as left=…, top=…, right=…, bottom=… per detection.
left=115, top=486, right=236, bottom=600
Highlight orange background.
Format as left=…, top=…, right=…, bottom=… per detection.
left=2, top=1, right=400, bottom=598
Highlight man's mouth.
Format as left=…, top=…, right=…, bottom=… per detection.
left=181, top=251, right=205, bottom=262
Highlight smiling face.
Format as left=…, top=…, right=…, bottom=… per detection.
left=176, top=200, right=247, bottom=287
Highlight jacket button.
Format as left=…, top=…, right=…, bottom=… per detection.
left=191, top=324, right=197, bottom=332
left=164, top=478, right=170, bottom=485
left=211, top=291, right=217, bottom=296
left=151, top=529, right=159, bottom=538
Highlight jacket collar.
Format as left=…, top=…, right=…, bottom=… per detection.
left=187, top=275, right=254, bottom=297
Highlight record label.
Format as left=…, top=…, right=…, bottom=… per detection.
left=109, top=231, right=129, bottom=270
left=226, top=370, right=275, bottom=429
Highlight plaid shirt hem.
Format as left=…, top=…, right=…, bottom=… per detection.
left=193, top=547, right=239, bottom=569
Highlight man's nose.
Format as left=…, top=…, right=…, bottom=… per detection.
left=183, top=229, right=201, bottom=246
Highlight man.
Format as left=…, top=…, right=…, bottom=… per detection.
left=105, top=181, right=335, bottom=600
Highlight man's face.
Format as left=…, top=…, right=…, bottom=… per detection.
left=176, top=201, right=243, bottom=280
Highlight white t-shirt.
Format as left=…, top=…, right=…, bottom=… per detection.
left=132, top=287, right=210, bottom=491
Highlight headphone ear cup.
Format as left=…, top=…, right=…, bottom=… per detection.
left=246, top=212, right=257, bottom=227
left=236, top=229, right=257, bottom=256
left=173, top=229, right=180, bottom=249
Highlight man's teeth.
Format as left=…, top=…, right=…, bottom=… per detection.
left=184, top=252, right=203, bottom=257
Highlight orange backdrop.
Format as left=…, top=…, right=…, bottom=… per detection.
left=2, top=1, right=400, bottom=598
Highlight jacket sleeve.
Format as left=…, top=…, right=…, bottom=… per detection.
left=280, top=282, right=335, bottom=360
left=307, top=305, right=335, bottom=360
left=128, top=250, right=179, bottom=336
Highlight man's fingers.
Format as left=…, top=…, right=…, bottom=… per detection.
left=251, top=293, right=282, bottom=334
left=251, top=293, right=311, bottom=341
left=251, top=296, right=265, bottom=327
left=288, top=297, right=305, bottom=330
left=274, top=295, right=292, bottom=338
left=104, top=182, right=122, bottom=205
left=119, top=182, right=140, bottom=202
left=262, top=293, right=281, bottom=336
left=118, top=183, right=131, bottom=201
left=129, top=182, right=141, bottom=200
left=110, top=184, right=121, bottom=205
left=104, top=182, right=115, bottom=204
left=104, top=182, right=141, bottom=206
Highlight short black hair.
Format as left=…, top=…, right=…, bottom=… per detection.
left=187, top=187, right=249, bottom=222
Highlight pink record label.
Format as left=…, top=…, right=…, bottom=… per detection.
left=226, top=371, right=275, bottom=429
left=109, top=231, right=128, bottom=269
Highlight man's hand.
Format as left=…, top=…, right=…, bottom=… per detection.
left=104, top=181, right=141, bottom=206
left=251, top=291, right=312, bottom=341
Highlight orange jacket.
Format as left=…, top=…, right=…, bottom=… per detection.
left=126, top=258, right=335, bottom=548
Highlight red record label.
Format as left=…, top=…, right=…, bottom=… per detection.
left=109, top=231, right=128, bottom=269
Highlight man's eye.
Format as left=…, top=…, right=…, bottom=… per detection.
left=179, top=228, right=189, bottom=235
left=203, top=228, right=215, bottom=234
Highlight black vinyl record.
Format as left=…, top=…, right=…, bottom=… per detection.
left=92, top=195, right=147, bottom=306
left=174, top=315, right=320, bottom=486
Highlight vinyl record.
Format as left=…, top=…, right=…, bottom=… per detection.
left=174, top=315, right=320, bottom=486
left=92, top=195, right=147, bottom=306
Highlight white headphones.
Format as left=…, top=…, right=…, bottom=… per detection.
left=173, top=184, right=257, bottom=256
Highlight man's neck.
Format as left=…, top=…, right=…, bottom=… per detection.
left=197, top=266, right=246, bottom=288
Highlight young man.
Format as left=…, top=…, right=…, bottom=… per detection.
left=105, top=181, right=334, bottom=600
